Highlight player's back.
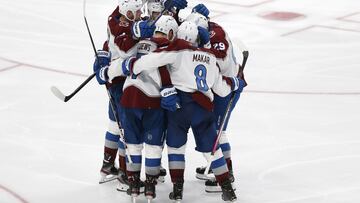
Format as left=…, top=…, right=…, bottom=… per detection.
left=123, top=37, right=170, bottom=97
left=133, top=41, right=232, bottom=102
left=168, top=40, right=217, bottom=93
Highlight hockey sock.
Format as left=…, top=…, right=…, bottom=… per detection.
left=209, top=149, right=230, bottom=185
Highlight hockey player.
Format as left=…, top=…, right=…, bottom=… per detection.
left=122, top=21, right=244, bottom=202
left=118, top=15, right=179, bottom=201
left=95, top=0, right=186, bottom=191
left=188, top=4, right=248, bottom=192
left=95, top=0, right=155, bottom=190
left=97, top=0, right=143, bottom=185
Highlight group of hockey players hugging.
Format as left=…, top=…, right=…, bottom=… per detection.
left=94, top=0, right=247, bottom=202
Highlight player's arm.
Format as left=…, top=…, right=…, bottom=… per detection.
left=210, top=30, right=229, bottom=59
left=132, top=51, right=176, bottom=75
left=212, top=68, right=244, bottom=97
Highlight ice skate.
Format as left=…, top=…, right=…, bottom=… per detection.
left=145, top=175, right=157, bottom=201
left=220, top=179, right=237, bottom=202
left=116, top=172, right=129, bottom=192
left=157, top=166, right=167, bottom=183
left=195, top=166, right=214, bottom=180
left=127, top=174, right=141, bottom=201
left=99, top=159, right=118, bottom=184
left=205, top=172, right=235, bottom=193
left=169, top=181, right=183, bottom=202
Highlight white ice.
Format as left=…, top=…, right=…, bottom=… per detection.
left=1, top=0, right=360, bottom=202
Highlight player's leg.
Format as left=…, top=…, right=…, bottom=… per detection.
left=166, top=98, right=191, bottom=201
left=106, top=82, right=130, bottom=190
left=191, top=103, right=237, bottom=201
left=142, top=108, right=166, bottom=200
left=122, top=108, right=144, bottom=197
left=197, top=92, right=240, bottom=177
left=99, top=102, right=120, bottom=184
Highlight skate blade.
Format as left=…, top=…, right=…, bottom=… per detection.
left=205, top=183, right=236, bottom=193
left=146, top=197, right=153, bottom=203
left=116, top=182, right=129, bottom=192
left=228, top=197, right=237, bottom=202
left=196, top=173, right=215, bottom=181
left=99, top=174, right=118, bottom=184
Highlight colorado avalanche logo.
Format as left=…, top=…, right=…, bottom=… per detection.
left=119, top=21, right=129, bottom=27
left=210, top=30, right=216, bottom=38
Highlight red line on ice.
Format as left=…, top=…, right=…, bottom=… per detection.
left=337, top=12, right=360, bottom=24
left=0, top=184, right=29, bottom=203
left=0, top=56, right=87, bottom=77
left=0, top=64, right=22, bottom=72
left=282, top=25, right=360, bottom=36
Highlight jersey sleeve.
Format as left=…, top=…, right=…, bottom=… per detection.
left=132, top=51, right=177, bottom=75
left=209, top=24, right=229, bottom=59
left=211, top=69, right=232, bottom=97
left=107, top=57, right=129, bottom=82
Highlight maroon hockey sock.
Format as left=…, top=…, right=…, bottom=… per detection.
left=118, top=155, right=126, bottom=173
left=215, top=172, right=230, bottom=185
left=226, top=158, right=233, bottom=171
left=169, top=169, right=184, bottom=183
left=104, top=147, right=118, bottom=163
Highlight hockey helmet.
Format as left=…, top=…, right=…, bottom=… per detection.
left=118, top=0, right=143, bottom=21
left=154, top=15, right=178, bottom=41
left=186, top=12, right=209, bottom=30
left=177, top=21, right=198, bottom=44
left=147, top=0, right=164, bottom=18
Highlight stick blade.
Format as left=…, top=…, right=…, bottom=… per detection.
left=50, top=86, right=66, bottom=102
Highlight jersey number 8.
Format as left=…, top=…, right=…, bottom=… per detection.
left=194, top=64, right=209, bottom=92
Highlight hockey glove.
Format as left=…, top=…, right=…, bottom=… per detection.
left=132, top=20, right=156, bottom=39
left=93, top=50, right=111, bottom=85
left=198, top=26, right=210, bottom=48
left=121, top=56, right=137, bottom=76
left=162, top=0, right=188, bottom=11
left=230, top=77, right=246, bottom=93
left=192, top=4, right=209, bottom=18
left=160, top=85, right=181, bottom=112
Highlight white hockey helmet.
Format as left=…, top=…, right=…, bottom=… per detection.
left=147, top=0, right=164, bottom=17
left=154, top=15, right=178, bottom=41
left=118, top=0, right=143, bottom=21
left=186, top=12, right=209, bottom=30
left=177, top=21, right=198, bottom=44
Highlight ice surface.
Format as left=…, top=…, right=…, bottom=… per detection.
left=1, top=0, right=360, bottom=202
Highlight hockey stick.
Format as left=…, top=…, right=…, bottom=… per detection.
left=51, top=73, right=95, bottom=102
left=81, top=0, right=132, bottom=164
left=204, top=50, right=249, bottom=175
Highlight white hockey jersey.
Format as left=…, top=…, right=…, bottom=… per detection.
left=120, top=38, right=173, bottom=109
left=132, top=39, right=233, bottom=102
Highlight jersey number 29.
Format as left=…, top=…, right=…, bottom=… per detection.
left=194, top=64, right=209, bottom=92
